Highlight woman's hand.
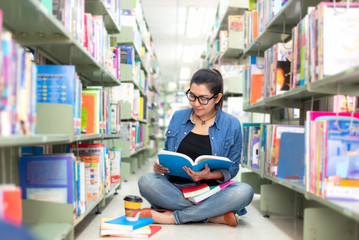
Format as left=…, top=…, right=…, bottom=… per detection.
left=183, top=164, right=211, bottom=182
left=153, top=159, right=170, bottom=174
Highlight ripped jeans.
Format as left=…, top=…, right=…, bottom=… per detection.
left=138, top=173, right=254, bottom=224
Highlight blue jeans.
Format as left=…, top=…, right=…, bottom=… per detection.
left=138, top=173, right=254, bottom=224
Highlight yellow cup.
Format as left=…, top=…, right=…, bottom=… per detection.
left=124, top=195, right=143, bottom=221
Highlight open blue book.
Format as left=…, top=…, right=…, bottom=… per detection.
left=158, top=150, right=233, bottom=180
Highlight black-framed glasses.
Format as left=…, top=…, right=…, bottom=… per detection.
left=186, top=89, right=217, bottom=105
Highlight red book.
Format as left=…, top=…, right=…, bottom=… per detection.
left=181, top=183, right=210, bottom=198
left=0, top=185, right=22, bottom=227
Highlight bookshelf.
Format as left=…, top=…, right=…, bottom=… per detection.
left=0, top=0, right=158, bottom=239
left=243, top=0, right=322, bottom=56
left=85, top=0, right=121, bottom=34
left=240, top=1, right=359, bottom=238
left=0, top=0, right=120, bottom=87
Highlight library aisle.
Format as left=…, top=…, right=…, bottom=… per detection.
left=74, top=157, right=303, bottom=240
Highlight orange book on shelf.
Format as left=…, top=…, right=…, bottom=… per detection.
left=81, top=94, right=95, bottom=134
left=252, top=10, right=258, bottom=41
left=249, top=74, right=264, bottom=104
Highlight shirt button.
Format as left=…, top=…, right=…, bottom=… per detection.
left=211, top=137, right=214, bottom=140
left=168, top=131, right=171, bottom=133
left=215, top=154, right=217, bottom=156
left=184, top=132, right=187, bottom=134
left=175, top=147, right=177, bottom=149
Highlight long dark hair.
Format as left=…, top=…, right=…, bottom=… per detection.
left=190, top=68, right=223, bottom=109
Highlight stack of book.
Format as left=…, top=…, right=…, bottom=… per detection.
left=181, top=181, right=236, bottom=204
left=100, top=215, right=161, bottom=238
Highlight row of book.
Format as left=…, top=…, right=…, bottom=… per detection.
left=242, top=123, right=305, bottom=179
left=41, top=0, right=120, bottom=75
left=306, top=112, right=359, bottom=201
left=243, top=0, right=289, bottom=48
left=290, top=2, right=359, bottom=87
left=19, top=143, right=122, bottom=218
left=0, top=30, right=37, bottom=136
left=243, top=2, right=359, bottom=105
left=119, top=121, right=148, bottom=152
left=256, top=0, right=288, bottom=35
left=241, top=111, right=359, bottom=201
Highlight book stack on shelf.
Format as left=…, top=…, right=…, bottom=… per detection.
left=239, top=0, right=359, bottom=236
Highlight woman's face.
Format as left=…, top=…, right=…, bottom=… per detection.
left=188, top=83, right=221, bottom=117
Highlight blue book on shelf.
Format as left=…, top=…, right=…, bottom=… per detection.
left=19, top=153, right=75, bottom=204
left=277, top=132, right=305, bottom=179
left=36, top=65, right=75, bottom=105
left=105, top=216, right=153, bottom=231
left=326, top=119, right=359, bottom=179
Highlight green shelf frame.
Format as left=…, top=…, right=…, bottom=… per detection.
left=0, top=135, right=71, bottom=147
left=243, top=65, right=359, bottom=113
left=305, top=192, right=359, bottom=222
left=0, top=0, right=120, bottom=87
left=30, top=223, right=73, bottom=240
left=73, top=197, right=104, bottom=226
left=85, top=0, right=121, bottom=34
left=211, top=0, right=249, bottom=45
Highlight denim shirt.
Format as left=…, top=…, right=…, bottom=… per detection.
left=164, top=108, right=242, bottom=182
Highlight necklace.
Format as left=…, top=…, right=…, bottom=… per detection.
left=194, top=111, right=217, bottom=125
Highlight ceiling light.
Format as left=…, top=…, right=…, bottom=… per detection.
left=182, top=45, right=195, bottom=63
left=180, top=67, right=191, bottom=80
left=186, top=7, right=205, bottom=39
left=176, top=45, right=183, bottom=60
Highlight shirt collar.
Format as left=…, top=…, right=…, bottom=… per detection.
left=182, top=108, right=222, bottom=130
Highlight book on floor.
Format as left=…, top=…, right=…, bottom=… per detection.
left=104, top=215, right=153, bottom=231
left=100, top=218, right=151, bottom=235
left=158, top=150, right=233, bottom=180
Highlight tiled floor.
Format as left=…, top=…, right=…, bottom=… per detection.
left=75, top=157, right=303, bottom=240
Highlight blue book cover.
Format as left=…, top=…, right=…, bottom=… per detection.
left=19, top=153, right=75, bottom=204
left=158, top=150, right=232, bottom=181
left=277, top=132, right=305, bottom=179
left=326, top=119, right=359, bottom=180
left=105, top=216, right=153, bottom=230
left=36, top=65, right=75, bottom=105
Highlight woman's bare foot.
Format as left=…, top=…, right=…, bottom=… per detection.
left=151, top=210, right=176, bottom=224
